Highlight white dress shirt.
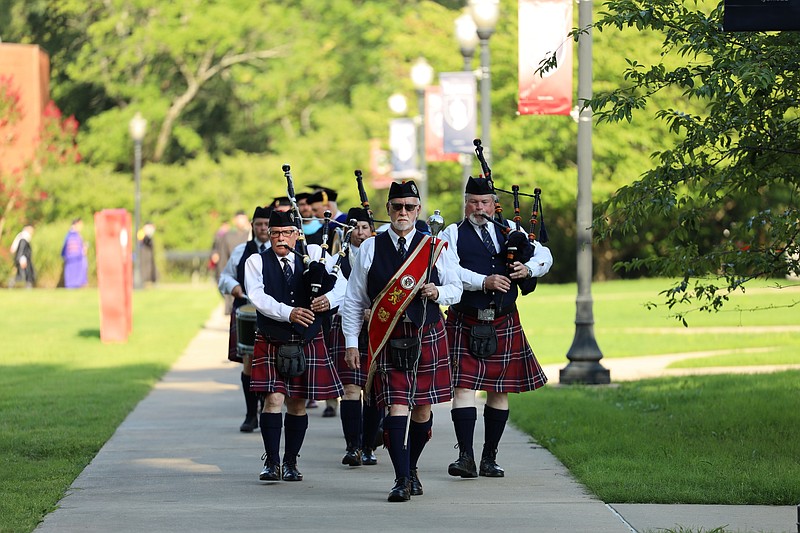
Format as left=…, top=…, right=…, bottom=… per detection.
left=217, top=238, right=269, bottom=296
left=341, top=227, right=463, bottom=349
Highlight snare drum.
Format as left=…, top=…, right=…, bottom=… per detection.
left=235, top=304, right=257, bottom=357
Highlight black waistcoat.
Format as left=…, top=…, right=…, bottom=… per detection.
left=367, top=231, right=441, bottom=327
left=234, top=240, right=261, bottom=308
left=457, top=221, right=519, bottom=309
left=255, top=251, right=322, bottom=342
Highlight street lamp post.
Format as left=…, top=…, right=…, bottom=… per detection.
left=455, top=11, right=479, bottom=190
left=560, top=0, right=610, bottom=384
left=129, top=112, right=147, bottom=290
left=410, top=57, right=434, bottom=215
left=469, top=0, right=499, bottom=166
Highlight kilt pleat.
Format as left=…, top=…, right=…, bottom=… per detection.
left=250, top=330, right=344, bottom=400
left=328, top=314, right=368, bottom=387
left=371, top=316, right=452, bottom=408
left=446, top=309, right=547, bottom=393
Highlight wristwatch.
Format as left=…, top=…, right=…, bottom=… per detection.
left=525, top=266, right=533, bottom=279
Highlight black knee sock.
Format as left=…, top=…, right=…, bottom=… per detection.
left=340, top=399, right=362, bottom=449
left=283, top=413, right=309, bottom=463
left=384, top=415, right=410, bottom=480
left=408, top=414, right=433, bottom=470
left=241, top=373, right=257, bottom=417
left=362, top=401, right=380, bottom=450
left=451, top=407, right=477, bottom=457
left=483, top=405, right=509, bottom=454
left=259, top=412, right=282, bottom=463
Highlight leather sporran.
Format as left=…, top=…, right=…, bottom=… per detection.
left=469, top=324, right=498, bottom=359
left=388, top=337, right=420, bottom=371
left=275, top=344, right=306, bottom=378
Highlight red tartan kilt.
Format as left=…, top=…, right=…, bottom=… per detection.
left=328, top=314, right=368, bottom=387
left=227, top=311, right=243, bottom=364
left=445, top=309, right=547, bottom=393
left=372, top=316, right=452, bottom=408
left=250, top=330, right=344, bottom=400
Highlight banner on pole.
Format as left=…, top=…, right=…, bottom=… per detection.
left=518, top=0, right=573, bottom=116
left=370, top=138, right=393, bottom=189
left=389, top=118, right=418, bottom=179
left=440, top=72, right=477, bottom=154
left=425, top=86, right=460, bottom=163
left=723, top=0, right=800, bottom=31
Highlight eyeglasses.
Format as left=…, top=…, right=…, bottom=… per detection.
left=270, top=229, right=296, bottom=238
left=389, top=202, right=420, bottom=212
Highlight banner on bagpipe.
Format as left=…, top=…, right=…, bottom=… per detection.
left=425, top=86, right=460, bottom=163
left=518, top=0, right=573, bottom=116
left=389, top=118, right=418, bottom=179
left=723, top=0, right=800, bottom=31
left=440, top=72, right=477, bottom=154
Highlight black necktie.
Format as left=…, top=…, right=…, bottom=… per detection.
left=282, top=258, right=293, bottom=283
left=259, top=243, right=266, bottom=253
left=397, top=237, right=406, bottom=259
left=480, top=224, right=495, bottom=254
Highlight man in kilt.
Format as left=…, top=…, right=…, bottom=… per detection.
left=245, top=210, right=345, bottom=482
left=328, top=207, right=383, bottom=467
left=341, top=181, right=462, bottom=502
left=218, top=206, right=272, bottom=432
left=440, top=176, right=552, bottom=479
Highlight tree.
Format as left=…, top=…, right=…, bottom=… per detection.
left=579, top=0, right=800, bottom=321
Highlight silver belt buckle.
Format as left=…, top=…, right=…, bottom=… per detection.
left=477, top=308, right=495, bottom=321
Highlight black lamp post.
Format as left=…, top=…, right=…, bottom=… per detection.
left=469, top=0, right=499, bottom=166
left=455, top=11, right=479, bottom=189
left=410, top=56, right=434, bottom=215
left=129, top=112, right=147, bottom=290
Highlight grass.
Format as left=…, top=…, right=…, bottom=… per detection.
left=510, top=372, right=800, bottom=505
left=0, top=285, right=219, bottom=533
left=1, top=278, right=798, bottom=531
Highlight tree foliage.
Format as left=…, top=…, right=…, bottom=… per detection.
left=584, top=0, right=800, bottom=321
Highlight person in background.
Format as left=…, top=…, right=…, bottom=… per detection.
left=219, top=211, right=252, bottom=314
left=62, top=218, right=88, bottom=288
left=440, top=176, right=552, bottom=480
left=9, top=224, right=35, bottom=288
left=139, top=222, right=158, bottom=284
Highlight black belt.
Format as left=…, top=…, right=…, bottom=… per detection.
left=450, top=303, right=516, bottom=320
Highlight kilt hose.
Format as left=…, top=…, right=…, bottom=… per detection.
left=371, top=316, right=452, bottom=409
left=250, top=330, right=344, bottom=400
left=328, top=314, right=368, bottom=387
left=446, top=309, right=547, bottom=392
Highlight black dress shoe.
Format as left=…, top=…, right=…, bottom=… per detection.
left=448, top=451, right=478, bottom=478
left=342, top=448, right=362, bottom=466
left=361, top=448, right=377, bottom=466
left=282, top=462, right=303, bottom=481
left=259, top=461, right=281, bottom=481
left=322, top=406, right=336, bottom=418
left=409, top=469, right=423, bottom=496
left=387, top=477, right=411, bottom=502
left=239, top=414, right=258, bottom=432
left=479, top=455, right=505, bottom=478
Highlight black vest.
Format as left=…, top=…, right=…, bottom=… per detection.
left=255, top=251, right=322, bottom=342
left=234, top=240, right=261, bottom=308
left=456, top=221, right=519, bottom=309
left=340, top=248, right=352, bottom=279
left=367, top=231, right=441, bottom=327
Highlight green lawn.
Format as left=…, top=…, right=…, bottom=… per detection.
left=1, top=279, right=798, bottom=532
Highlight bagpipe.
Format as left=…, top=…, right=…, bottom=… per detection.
left=282, top=164, right=338, bottom=301
left=472, top=139, right=547, bottom=295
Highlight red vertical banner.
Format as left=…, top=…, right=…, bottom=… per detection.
left=425, top=86, right=459, bottom=163
left=95, top=209, right=133, bottom=343
left=518, top=0, right=573, bottom=115
left=369, top=138, right=393, bottom=189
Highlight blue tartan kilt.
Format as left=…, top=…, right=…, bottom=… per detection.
left=328, top=314, right=368, bottom=387
left=250, top=330, right=344, bottom=400
left=445, top=308, right=547, bottom=393
left=371, top=315, right=452, bottom=408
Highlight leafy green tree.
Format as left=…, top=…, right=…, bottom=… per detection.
left=578, top=0, right=800, bottom=320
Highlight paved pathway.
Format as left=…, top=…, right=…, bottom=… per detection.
left=35, top=306, right=798, bottom=533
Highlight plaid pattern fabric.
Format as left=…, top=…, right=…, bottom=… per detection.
left=446, top=308, right=547, bottom=392
left=250, top=330, right=344, bottom=400
left=328, top=314, right=368, bottom=387
left=372, top=316, right=452, bottom=408
left=227, top=308, right=243, bottom=364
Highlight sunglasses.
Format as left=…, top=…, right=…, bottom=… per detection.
left=270, top=229, right=296, bottom=238
left=389, top=202, right=420, bottom=212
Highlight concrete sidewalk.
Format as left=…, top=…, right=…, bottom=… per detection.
left=36, top=307, right=797, bottom=533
